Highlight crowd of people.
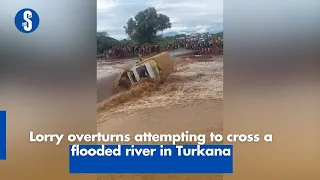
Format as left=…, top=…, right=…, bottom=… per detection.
left=177, top=36, right=223, bottom=55
left=99, top=34, right=223, bottom=60
left=101, top=44, right=180, bottom=59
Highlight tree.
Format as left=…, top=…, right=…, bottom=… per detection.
left=124, top=7, right=172, bottom=44
left=97, top=31, right=120, bottom=54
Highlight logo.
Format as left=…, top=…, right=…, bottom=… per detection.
left=14, top=8, right=40, bottom=33
left=0, top=111, right=6, bottom=160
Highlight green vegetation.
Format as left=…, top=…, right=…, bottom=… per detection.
left=97, top=31, right=119, bottom=54
left=153, top=36, right=176, bottom=45
left=212, top=32, right=223, bottom=39
left=96, top=31, right=178, bottom=54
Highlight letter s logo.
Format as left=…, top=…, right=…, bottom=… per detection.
left=22, top=10, right=33, bottom=32
left=15, top=8, right=40, bottom=33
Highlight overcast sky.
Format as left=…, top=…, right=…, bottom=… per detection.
left=97, top=0, right=223, bottom=40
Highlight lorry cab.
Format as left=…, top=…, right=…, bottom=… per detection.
left=116, top=52, right=173, bottom=90
left=125, top=60, right=161, bottom=84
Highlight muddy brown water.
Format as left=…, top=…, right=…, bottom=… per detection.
left=97, top=50, right=195, bottom=103
left=97, top=74, right=118, bottom=103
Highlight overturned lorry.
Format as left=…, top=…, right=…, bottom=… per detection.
left=115, top=52, right=174, bottom=91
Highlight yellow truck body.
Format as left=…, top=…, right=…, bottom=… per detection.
left=116, top=52, right=174, bottom=90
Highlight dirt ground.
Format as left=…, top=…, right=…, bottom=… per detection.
left=97, top=56, right=223, bottom=180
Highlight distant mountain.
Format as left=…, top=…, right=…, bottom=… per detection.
left=209, top=30, right=223, bottom=34
left=162, top=31, right=179, bottom=37
left=161, top=30, right=223, bottom=37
